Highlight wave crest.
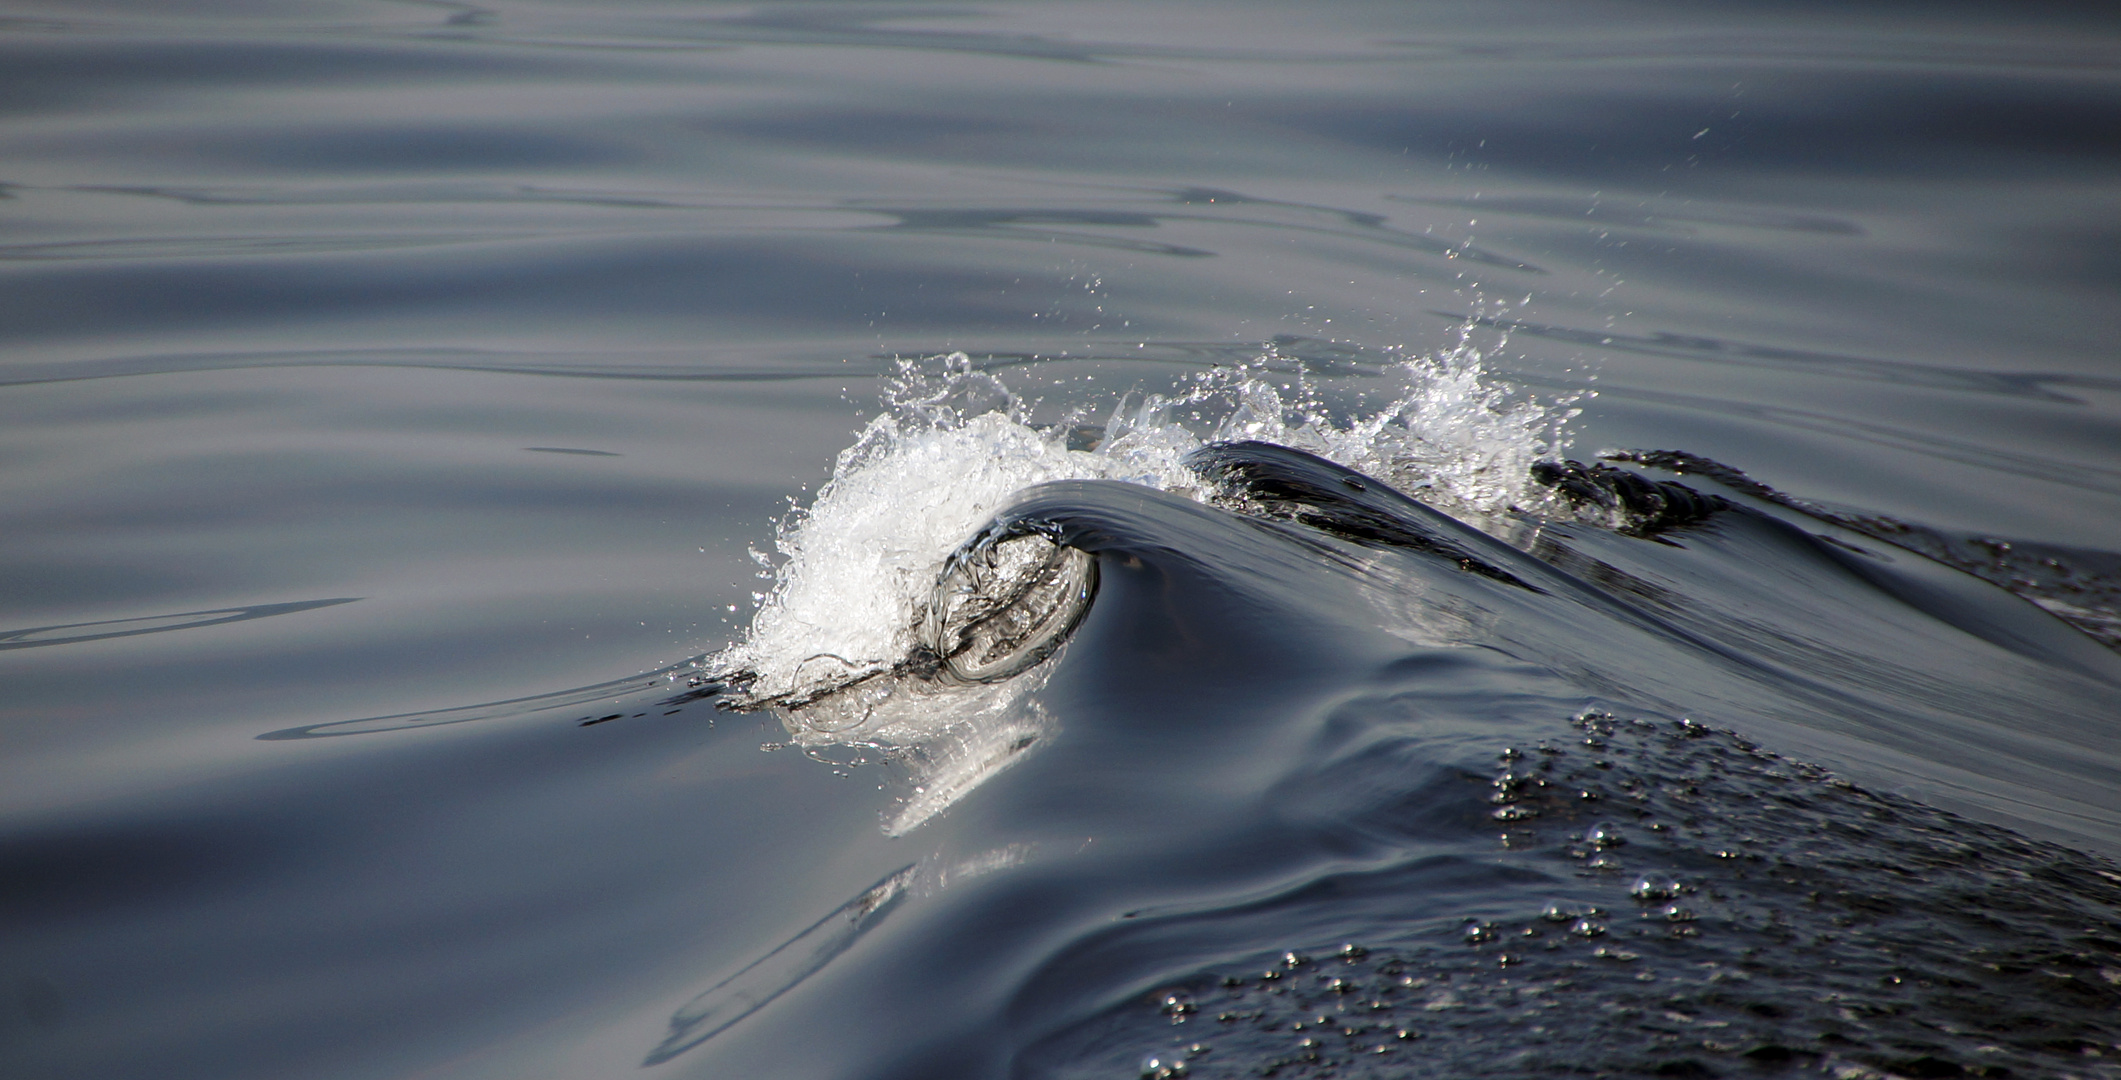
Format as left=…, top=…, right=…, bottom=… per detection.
left=707, top=341, right=1574, bottom=830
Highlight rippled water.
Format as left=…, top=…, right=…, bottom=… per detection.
left=4, top=4, right=2119, bottom=1079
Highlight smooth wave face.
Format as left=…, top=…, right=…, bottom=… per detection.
left=3, top=4, right=2119, bottom=1080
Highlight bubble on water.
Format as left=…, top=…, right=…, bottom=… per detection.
left=1632, top=876, right=1683, bottom=902
left=1139, top=1052, right=1188, bottom=1078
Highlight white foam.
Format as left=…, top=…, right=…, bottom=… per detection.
left=707, top=342, right=1573, bottom=830
left=713, top=405, right=1108, bottom=709
left=1114, top=326, right=1571, bottom=530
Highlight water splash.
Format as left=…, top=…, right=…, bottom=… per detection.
left=1111, top=324, right=1573, bottom=530
left=707, top=338, right=1574, bottom=831
left=711, top=364, right=1110, bottom=713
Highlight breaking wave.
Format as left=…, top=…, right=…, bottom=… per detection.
left=706, top=338, right=1574, bottom=832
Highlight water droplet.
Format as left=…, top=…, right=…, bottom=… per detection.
left=1589, top=822, right=1626, bottom=848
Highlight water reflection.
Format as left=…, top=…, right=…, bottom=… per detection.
left=0, top=347, right=881, bottom=386
left=254, top=666, right=695, bottom=739
left=29, top=180, right=1536, bottom=268
left=1391, top=193, right=1864, bottom=236
left=0, top=598, right=357, bottom=651
left=1457, top=312, right=2121, bottom=403
left=644, top=864, right=916, bottom=1066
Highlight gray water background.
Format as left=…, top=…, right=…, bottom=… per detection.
left=3, top=3, right=2119, bottom=1078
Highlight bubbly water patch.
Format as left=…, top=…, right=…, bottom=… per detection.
left=707, top=345, right=1572, bottom=829
left=1018, top=714, right=2121, bottom=1080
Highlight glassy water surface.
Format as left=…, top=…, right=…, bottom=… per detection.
left=3, top=3, right=2119, bottom=1078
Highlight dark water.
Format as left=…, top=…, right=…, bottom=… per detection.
left=4, top=4, right=2120, bottom=1079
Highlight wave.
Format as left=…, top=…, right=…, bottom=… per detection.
left=663, top=429, right=2121, bottom=1073
left=619, top=344, right=2121, bottom=1075
left=705, top=342, right=1574, bottom=831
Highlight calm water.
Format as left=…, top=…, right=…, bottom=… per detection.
left=4, top=3, right=2120, bottom=1078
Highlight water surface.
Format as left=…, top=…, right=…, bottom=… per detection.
left=3, top=3, right=2119, bottom=1078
